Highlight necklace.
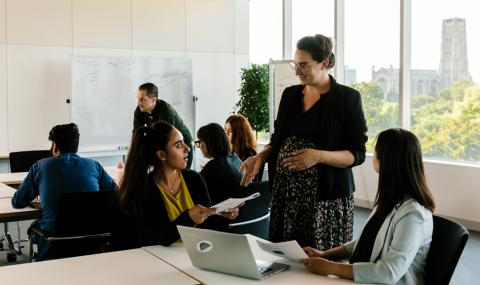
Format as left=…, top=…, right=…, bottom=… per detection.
left=161, top=171, right=179, bottom=195
left=167, top=179, right=177, bottom=195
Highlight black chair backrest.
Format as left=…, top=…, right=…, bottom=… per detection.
left=9, top=150, right=51, bottom=172
left=55, top=190, right=115, bottom=237
left=424, top=215, right=469, bottom=285
left=232, top=181, right=271, bottom=223
left=252, top=163, right=265, bottom=182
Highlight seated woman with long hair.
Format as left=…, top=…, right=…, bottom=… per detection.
left=115, top=121, right=239, bottom=248
left=224, top=115, right=257, bottom=161
left=197, top=123, right=243, bottom=205
left=303, top=128, right=435, bottom=284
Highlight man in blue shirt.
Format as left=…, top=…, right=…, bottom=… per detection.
left=11, top=123, right=116, bottom=260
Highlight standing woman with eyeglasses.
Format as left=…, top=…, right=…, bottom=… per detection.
left=240, top=34, right=368, bottom=250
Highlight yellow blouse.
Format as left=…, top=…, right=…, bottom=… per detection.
left=156, top=172, right=195, bottom=222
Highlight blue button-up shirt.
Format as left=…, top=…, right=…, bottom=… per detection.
left=11, top=153, right=116, bottom=233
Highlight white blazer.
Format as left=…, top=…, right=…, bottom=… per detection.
left=344, top=198, right=433, bottom=284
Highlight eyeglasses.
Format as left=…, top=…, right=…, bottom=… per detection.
left=289, top=61, right=317, bottom=72
left=194, top=140, right=203, bottom=148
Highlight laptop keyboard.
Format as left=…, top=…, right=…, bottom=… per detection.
left=258, top=266, right=272, bottom=274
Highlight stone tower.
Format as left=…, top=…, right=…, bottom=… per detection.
left=439, top=18, right=471, bottom=87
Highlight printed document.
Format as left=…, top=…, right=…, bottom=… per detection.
left=210, top=192, right=260, bottom=213
left=257, top=240, right=308, bottom=262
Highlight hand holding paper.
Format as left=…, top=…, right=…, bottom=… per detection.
left=257, top=240, right=308, bottom=262
left=210, top=192, right=260, bottom=213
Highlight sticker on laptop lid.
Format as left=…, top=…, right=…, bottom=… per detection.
left=196, top=240, right=213, bottom=253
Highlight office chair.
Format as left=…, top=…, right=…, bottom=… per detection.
left=252, top=162, right=266, bottom=182
left=1, top=150, right=50, bottom=262
left=424, top=215, right=469, bottom=285
left=229, top=181, right=272, bottom=239
left=28, top=190, right=115, bottom=261
left=9, top=150, right=51, bottom=173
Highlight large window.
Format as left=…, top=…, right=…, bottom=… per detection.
left=411, top=0, right=480, bottom=164
left=292, top=0, right=334, bottom=58
left=249, top=0, right=282, bottom=64
left=249, top=0, right=480, bottom=164
left=345, top=0, right=400, bottom=151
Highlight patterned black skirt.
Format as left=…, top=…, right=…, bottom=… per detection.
left=269, top=136, right=354, bottom=250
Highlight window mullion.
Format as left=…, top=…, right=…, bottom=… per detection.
left=400, top=0, right=412, bottom=129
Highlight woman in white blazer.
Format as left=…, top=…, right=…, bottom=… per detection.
left=302, top=128, right=435, bottom=284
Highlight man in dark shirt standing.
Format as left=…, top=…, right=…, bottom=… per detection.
left=12, top=123, right=116, bottom=260
left=133, top=82, right=193, bottom=168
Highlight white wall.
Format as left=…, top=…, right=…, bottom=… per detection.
left=354, top=155, right=480, bottom=230
left=0, top=0, right=249, bottom=154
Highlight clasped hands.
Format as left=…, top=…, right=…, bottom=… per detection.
left=302, top=246, right=332, bottom=276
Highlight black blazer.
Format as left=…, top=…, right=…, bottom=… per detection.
left=111, top=169, right=228, bottom=250
left=200, top=154, right=243, bottom=205
left=268, top=76, right=368, bottom=200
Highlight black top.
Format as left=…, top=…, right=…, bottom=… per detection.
left=349, top=212, right=386, bottom=263
left=268, top=75, right=368, bottom=200
left=200, top=154, right=243, bottom=205
left=133, top=98, right=193, bottom=147
left=110, top=169, right=229, bottom=250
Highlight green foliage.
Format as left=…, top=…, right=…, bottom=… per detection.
left=236, top=64, right=269, bottom=133
left=411, top=93, right=435, bottom=109
left=351, top=79, right=480, bottom=163
left=350, top=82, right=399, bottom=151
left=411, top=81, right=480, bottom=163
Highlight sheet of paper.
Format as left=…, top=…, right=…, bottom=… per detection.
left=256, top=240, right=308, bottom=262
left=210, top=192, right=260, bottom=213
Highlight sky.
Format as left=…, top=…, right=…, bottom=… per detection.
left=250, top=0, right=479, bottom=84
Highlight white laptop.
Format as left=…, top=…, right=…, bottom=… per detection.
left=177, top=226, right=290, bottom=280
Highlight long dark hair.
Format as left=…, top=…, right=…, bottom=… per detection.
left=197, top=123, right=230, bottom=158
left=118, top=121, right=174, bottom=219
left=225, top=115, right=257, bottom=161
left=374, top=128, right=435, bottom=218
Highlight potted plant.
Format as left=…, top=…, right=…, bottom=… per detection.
left=236, top=64, right=269, bottom=138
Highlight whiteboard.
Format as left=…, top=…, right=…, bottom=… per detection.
left=71, top=56, right=194, bottom=151
left=268, top=59, right=300, bottom=133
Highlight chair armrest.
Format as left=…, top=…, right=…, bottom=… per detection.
left=45, top=233, right=111, bottom=242
left=29, top=225, right=110, bottom=242
left=229, top=213, right=270, bottom=227
left=29, top=226, right=51, bottom=238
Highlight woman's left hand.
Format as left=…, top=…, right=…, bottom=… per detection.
left=282, top=148, right=320, bottom=171
left=303, top=257, right=331, bottom=275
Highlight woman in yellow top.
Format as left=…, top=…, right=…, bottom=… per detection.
left=115, top=121, right=239, bottom=248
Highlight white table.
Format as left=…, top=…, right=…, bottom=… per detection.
left=0, top=183, right=17, bottom=199
left=0, top=248, right=202, bottom=285
left=0, top=166, right=118, bottom=185
left=0, top=198, right=39, bottom=223
left=143, top=235, right=357, bottom=285
left=0, top=172, right=27, bottom=185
